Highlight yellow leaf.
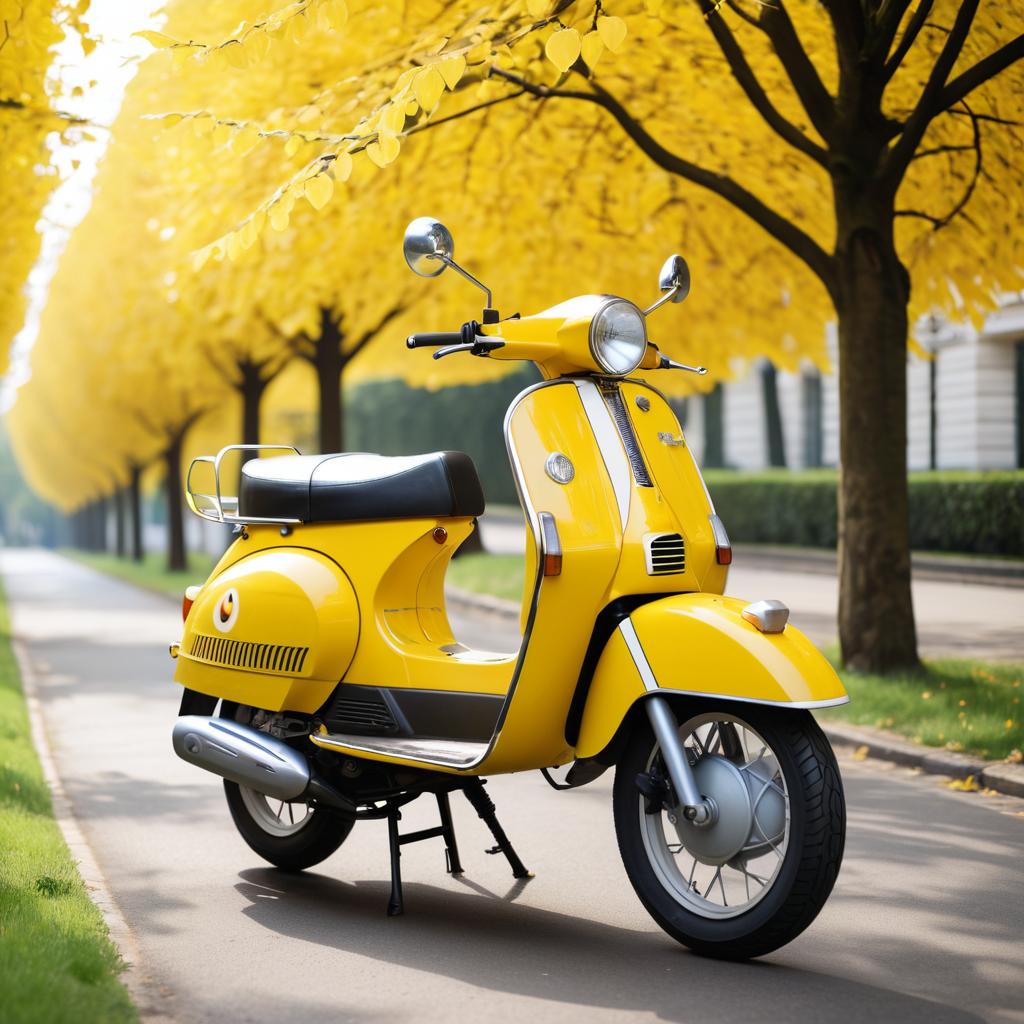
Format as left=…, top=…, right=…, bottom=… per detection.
left=382, top=101, right=407, bottom=135
left=212, top=122, right=233, bottom=147
left=322, top=0, right=348, bottom=30
left=439, top=54, right=467, bottom=90
left=413, top=66, right=445, bottom=112
left=133, top=29, right=178, bottom=49
left=597, top=15, right=627, bottom=53
left=333, top=150, right=353, bottom=181
left=466, top=41, right=491, bottom=64
left=946, top=775, right=981, bottom=792
left=231, top=123, right=261, bottom=154
left=581, top=30, right=604, bottom=70
left=644, top=0, right=665, bottom=14
left=284, top=134, right=304, bottom=157
left=366, top=131, right=400, bottom=167
left=527, top=0, right=549, bottom=16
left=545, top=27, right=580, bottom=73
left=221, top=40, right=249, bottom=69
left=191, top=245, right=213, bottom=272
left=268, top=205, right=290, bottom=232
left=304, top=173, right=334, bottom=211
left=852, top=745, right=869, bottom=762
left=226, top=233, right=242, bottom=262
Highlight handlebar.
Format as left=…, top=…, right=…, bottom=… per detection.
left=406, top=332, right=465, bottom=349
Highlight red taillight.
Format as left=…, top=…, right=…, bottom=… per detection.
left=182, top=585, right=201, bottom=622
left=709, top=514, right=732, bottom=565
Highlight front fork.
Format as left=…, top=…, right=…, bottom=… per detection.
left=644, top=696, right=716, bottom=828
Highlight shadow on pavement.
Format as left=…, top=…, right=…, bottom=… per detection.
left=234, top=867, right=984, bottom=1024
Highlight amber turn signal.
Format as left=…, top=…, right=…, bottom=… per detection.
left=182, top=585, right=202, bottom=622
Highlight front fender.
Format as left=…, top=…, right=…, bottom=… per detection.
left=574, top=593, right=848, bottom=759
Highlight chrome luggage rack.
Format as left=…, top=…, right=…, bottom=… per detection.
left=185, top=444, right=302, bottom=525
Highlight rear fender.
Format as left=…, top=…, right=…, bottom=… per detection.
left=574, top=593, right=847, bottom=760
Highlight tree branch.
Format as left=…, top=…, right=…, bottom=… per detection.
left=344, top=302, right=406, bottom=363
left=883, top=0, right=934, bottom=81
left=884, top=0, right=980, bottom=182
left=490, top=68, right=836, bottom=299
left=697, top=0, right=827, bottom=164
left=756, top=0, right=836, bottom=141
left=933, top=32, right=1024, bottom=116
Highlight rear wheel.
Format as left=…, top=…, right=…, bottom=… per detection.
left=613, top=701, right=845, bottom=959
left=221, top=703, right=354, bottom=871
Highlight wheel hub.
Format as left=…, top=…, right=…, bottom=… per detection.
left=671, top=753, right=787, bottom=867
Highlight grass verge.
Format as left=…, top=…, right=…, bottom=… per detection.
left=0, top=577, right=138, bottom=1023
left=64, top=549, right=214, bottom=600
left=444, top=552, right=1022, bottom=760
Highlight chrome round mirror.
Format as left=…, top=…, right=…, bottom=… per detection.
left=658, top=254, right=690, bottom=303
left=403, top=217, right=454, bottom=278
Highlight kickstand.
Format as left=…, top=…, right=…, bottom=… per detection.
left=386, top=806, right=404, bottom=917
left=385, top=790, right=466, bottom=917
left=463, top=778, right=533, bottom=879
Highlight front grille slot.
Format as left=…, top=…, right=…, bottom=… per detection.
left=189, top=633, right=309, bottom=675
left=644, top=533, right=686, bottom=575
left=601, top=384, right=652, bottom=487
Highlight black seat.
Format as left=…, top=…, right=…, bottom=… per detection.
left=238, top=451, right=485, bottom=524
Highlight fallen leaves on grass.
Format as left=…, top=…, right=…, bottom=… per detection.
left=852, top=745, right=869, bottom=761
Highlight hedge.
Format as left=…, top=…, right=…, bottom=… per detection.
left=705, top=470, right=1024, bottom=557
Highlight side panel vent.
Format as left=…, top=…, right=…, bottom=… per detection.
left=189, top=633, right=309, bottom=675
left=323, top=693, right=399, bottom=735
left=644, top=532, right=686, bottom=575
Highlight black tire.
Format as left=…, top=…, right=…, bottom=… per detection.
left=220, top=702, right=354, bottom=872
left=223, top=779, right=354, bottom=871
left=613, top=701, right=845, bottom=960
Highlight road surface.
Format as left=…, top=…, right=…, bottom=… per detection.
left=3, top=549, right=1022, bottom=1024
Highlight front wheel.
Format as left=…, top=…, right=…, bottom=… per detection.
left=613, top=701, right=845, bottom=960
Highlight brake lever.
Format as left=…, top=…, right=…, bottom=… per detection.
left=433, top=339, right=506, bottom=360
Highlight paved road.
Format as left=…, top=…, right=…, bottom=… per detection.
left=478, top=519, right=1024, bottom=662
left=4, top=549, right=1023, bottom=1024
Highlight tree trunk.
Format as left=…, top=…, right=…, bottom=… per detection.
left=760, top=362, right=787, bottom=467
left=310, top=307, right=344, bottom=453
left=239, top=360, right=266, bottom=464
left=165, top=435, right=186, bottom=573
left=835, top=222, right=919, bottom=672
left=129, top=464, right=144, bottom=562
left=115, top=487, right=126, bottom=557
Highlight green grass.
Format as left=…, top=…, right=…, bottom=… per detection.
left=821, top=656, right=1023, bottom=761
left=447, top=552, right=526, bottom=603
left=0, top=579, right=138, bottom=1023
left=64, top=550, right=215, bottom=599
left=444, top=552, right=1022, bottom=760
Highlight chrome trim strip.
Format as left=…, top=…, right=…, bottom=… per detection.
left=618, top=619, right=659, bottom=692
left=643, top=691, right=850, bottom=710
left=574, top=379, right=631, bottom=529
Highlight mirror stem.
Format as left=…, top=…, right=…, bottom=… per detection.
left=440, top=255, right=492, bottom=310
left=643, top=286, right=679, bottom=316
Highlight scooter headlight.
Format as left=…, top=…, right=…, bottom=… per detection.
left=589, top=299, right=647, bottom=375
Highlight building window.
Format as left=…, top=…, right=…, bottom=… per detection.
left=802, top=369, right=823, bottom=468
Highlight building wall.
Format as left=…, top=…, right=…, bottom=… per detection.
left=699, top=304, right=1023, bottom=471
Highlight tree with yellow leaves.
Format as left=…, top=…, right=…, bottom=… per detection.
left=0, top=0, right=91, bottom=376
left=146, top=0, right=1022, bottom=673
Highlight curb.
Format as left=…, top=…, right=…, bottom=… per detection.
left=446, top=586, right=1024, bottom=799
left=14, top=638, right=173, bottom=1023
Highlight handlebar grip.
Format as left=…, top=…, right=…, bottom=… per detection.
left=406, top=332, right=464, bottom=349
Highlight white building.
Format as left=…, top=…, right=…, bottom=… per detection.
left=681, top=300, right=1024, bottom=472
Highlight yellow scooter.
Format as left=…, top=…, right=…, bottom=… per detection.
left=170, top=217, right=848, bottom=960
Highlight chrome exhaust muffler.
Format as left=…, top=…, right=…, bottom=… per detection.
left=172, top=715, right=355, bottom=815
